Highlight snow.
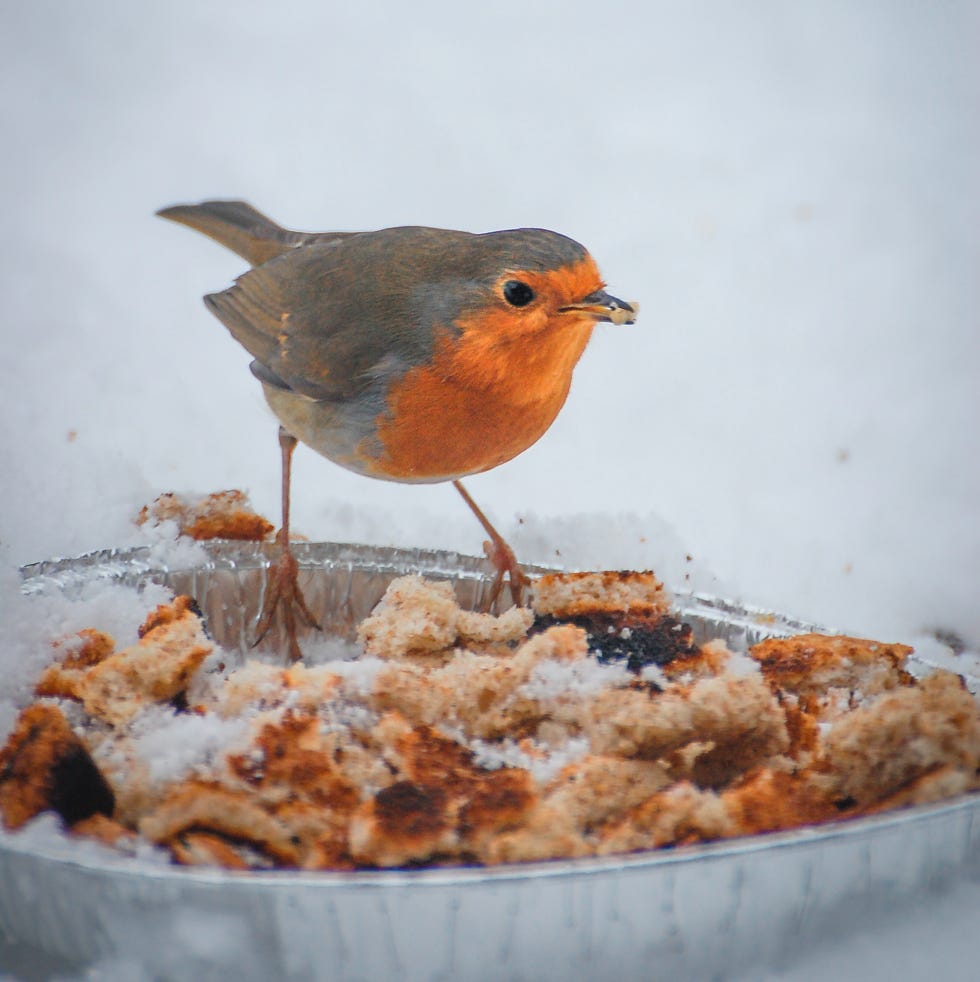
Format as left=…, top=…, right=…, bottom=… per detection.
left=520, top=656, right=632, bottom=699
left=129, top=707, right=249, bottom=785
left=0, top=574, right=174, bottom=744
left=725, top=649, right=763, bottom=677
left=469, top=735, right=591, bottom=785
left=1, top=0, right=979, bottom=978
left=328, top=655, right=388, bottom=698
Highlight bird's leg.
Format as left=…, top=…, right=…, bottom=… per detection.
left=452, top=479, right=530, bottom=608
left=254, top=427, right=320, bottom=661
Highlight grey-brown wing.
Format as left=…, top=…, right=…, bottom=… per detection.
left=203, top=238, right=438, bottom=402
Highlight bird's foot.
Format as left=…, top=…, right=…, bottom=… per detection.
left=451, top=479, right=531, bottom=609
left=482, top=535, right=531, bottom=609
left=254, top=540, right=321, bottom=661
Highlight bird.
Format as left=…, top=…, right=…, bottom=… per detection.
left=158, top=200, right=637, bottom=660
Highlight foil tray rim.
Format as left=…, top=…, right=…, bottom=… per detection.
left=1, top=789, right=978, bottom=888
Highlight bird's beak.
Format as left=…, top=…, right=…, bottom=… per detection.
left=560, top=289, right=638, bottom=325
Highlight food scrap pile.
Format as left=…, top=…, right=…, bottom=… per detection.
left=2, top=568, right=979, bottom=871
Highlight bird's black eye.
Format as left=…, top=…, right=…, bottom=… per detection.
left=502, top=280, right=535, bottom=307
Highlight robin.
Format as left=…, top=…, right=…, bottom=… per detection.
left=158, top=200, right=637, bottom=659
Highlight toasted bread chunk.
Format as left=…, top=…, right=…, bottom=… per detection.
left=70, top=813, right=137, bottom=849
left=140, top=781, right=302, bottom=867
left=169, top=829, right=255, bottom=869
left=531, top=572, right=682, bottom=674
left=348, top=724, right=535, bottom=866
left=720, top=768, right=839, bottom=835
left=205, top=662, right=344, bottom=718
left=661, top=638, right=736, bottom=682
left=35, top=629, right=115, bottom=701
left=821, top=671, right=980, bottom=804
left=0, top=704, right=115, bottom=830
left=75, top=596, right=212, bottom=726
left=479, top=805, right=592, bottom=864
left=542, top=755, right=672, bottom=831
left=358, top=576, right=461, bottom=658
left=457, top=606, right=535, bottom=645
left=371, top=624, right=588, bottom=739
left=358, top=575, right=532, bottom=659
left=586, top=673, right=788, bottom=769
left=226, top=711, right=361, bottom=814
left=348, top=781, right=459, bottom=867
left=532, top=571, right=670, bottom=619
left=137, top=490, right=274, bottom=541
left=751, top=633, right=913, bottom=702
left=858, top=765, right=976, bottom=815
left=599, top=781, right=730, bottom=854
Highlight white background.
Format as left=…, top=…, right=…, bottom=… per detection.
left=1, top=2, right=978, bottom=978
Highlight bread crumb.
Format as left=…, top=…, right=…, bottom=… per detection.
left=137, top=490, right=274, bottom=542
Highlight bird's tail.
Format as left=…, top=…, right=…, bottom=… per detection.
left=156, top=200, right=319, bottom=267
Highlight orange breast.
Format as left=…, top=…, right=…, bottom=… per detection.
left=370, top=311, right=595, bottom=481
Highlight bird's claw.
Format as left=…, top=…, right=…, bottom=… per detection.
left=482, top=537, right=531, bottom=609
left=254, top=544, right=321, bottom=661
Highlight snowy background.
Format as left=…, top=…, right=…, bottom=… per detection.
left=1, top=1, right=978, bottom=978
